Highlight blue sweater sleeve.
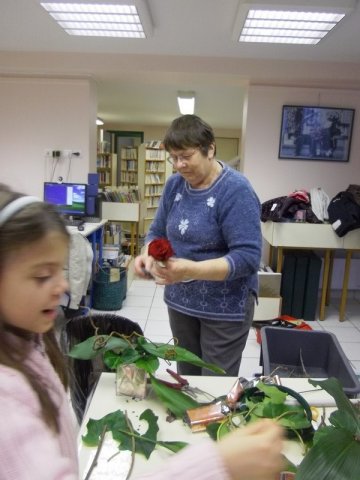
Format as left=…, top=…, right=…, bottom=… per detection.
left=218, top=173, right=262, bottom=280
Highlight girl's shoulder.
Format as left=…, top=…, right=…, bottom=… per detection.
left=0, top=365, right=40, bottom=407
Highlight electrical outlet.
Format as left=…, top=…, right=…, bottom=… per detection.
left=63, top=149, right=81, bottom=157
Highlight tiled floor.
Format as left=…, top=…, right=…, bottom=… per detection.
left=96, top=278, right=360, bottom=378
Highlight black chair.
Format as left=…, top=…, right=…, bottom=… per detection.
left=61, top=313, right=143, bottom=423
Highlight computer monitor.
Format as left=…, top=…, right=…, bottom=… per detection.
left=43, top=182, right=87, bottom=217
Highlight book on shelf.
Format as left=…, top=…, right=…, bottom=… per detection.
left=120, top=147, right=138, bottom=159
left=145, top=140, right=163, bottom=149
left=100, top=186, right=140, bottom=203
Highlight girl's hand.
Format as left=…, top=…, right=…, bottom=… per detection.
left=217, top=419, right=285, bottom=480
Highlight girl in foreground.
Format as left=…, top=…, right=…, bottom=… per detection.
left=0, top=183, right=284, bottom=480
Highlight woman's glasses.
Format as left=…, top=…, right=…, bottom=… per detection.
left=167, top=150, right=197, bottom=167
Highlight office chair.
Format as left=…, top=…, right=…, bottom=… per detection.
left=61, top=313, right=143, bottom=423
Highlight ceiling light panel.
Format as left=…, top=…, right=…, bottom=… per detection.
left=40, top=1, right=152, bottom=38
left=233, top=0, right=356, bottom=45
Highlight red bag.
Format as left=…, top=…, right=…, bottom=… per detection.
left=253, top=315, right=312, bottom=344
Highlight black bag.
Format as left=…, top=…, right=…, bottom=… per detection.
left=328, top=191, right=360, bottom=237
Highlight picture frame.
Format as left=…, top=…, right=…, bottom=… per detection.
left=278, top=105, right=355, bottom=162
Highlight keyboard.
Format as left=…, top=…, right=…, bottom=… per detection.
left=83, top=217, right=102, bottom=223
left=64, top=219, right=84, bottom=227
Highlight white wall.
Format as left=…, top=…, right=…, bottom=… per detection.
left=243, top=85, right=360, bottom=203
left=0, top=76, right=97, bottom=198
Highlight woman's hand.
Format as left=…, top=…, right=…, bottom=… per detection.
left=151, top=256, right=230, bottom=284
left=135, top=255, right=230, bottom=284
left=149, top=257, right=193, bottom=284
left=134, top=253, right=155, bottom=279
left=217, top=419, right=285, bottom=480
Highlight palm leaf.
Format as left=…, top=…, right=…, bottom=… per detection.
left=296, top=427, right=360, bottom=480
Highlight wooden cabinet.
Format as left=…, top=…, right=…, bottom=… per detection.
left=119, top=146, right=138, bottom=186
left=97, top=152, right=117, bottom=187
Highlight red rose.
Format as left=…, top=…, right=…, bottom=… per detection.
left=148, top=238, right=174, bottom=261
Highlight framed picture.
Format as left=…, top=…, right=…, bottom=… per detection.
left=278, top=105, right=355, bottom=162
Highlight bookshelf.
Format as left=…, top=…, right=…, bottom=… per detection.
left=138, top=142, right=169, bottom=233
left=119, top=146, right=138, bottom=186
left=97, top=152, right=117, bottom=187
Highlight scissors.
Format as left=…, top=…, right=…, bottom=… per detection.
left=159, top=369, right=215, bottom=401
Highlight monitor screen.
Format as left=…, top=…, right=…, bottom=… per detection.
left=43, top=182, right=87, bottom=216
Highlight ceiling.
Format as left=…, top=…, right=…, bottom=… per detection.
left=1, top=0, right=360, bottom=130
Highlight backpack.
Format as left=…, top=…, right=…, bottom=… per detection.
left=328, top=191, right=360, bottom=237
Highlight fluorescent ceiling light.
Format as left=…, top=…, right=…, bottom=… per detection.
left=40, top=1, right=153, bottom=38
left=96, top=117, right=104, bottom=125
left=233, top=0, right=356, bottom=45
left=177, top=91, right=195, bottom=115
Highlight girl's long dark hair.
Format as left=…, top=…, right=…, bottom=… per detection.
left=0, top=183, right=69, bottom=432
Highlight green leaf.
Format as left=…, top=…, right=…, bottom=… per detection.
left=308, top=378, right=359, bottom=430
left=135, top=355, right=159, bottom=374
left=82, top=408, right=189, bottom=461
left=157, top=440, right=188, bottom=453
left=149, top=375, right=199, bottom=418
left=68, top=335, right=130, bottom=359
left=296, top=426, right=360, bottom=480
left=128, top=408, right=158, bottom=459
left=330, top=410, right=359, bottom=435
left=257, top=382, right=288, bottom=404
left=139, top=338, right=225, bottom=374
left=103, top=348, right=142, bottom=369
left=82, top=410, right=127, bottom=446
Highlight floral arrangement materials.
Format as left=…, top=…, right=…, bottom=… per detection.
left=69, top=332, right=225, bottom=417
left=81, top=373, right=360, bottom=479
left=148, top=238, right=174, bottom=261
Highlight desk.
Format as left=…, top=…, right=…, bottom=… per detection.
left=78, top=373, right=336, bottom=479
left=67, top=220, right=107, bottom=307
left=261, top=222, right=360, bottom=322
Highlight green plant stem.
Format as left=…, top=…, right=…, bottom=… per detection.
left=125, top=411, right=135, bottom=480
left=84, top=425, right=107, bottom=480
left=290, top=427, right=307, bottom=456
left=275, top=410, right=300, bottom=422
left=117, top=427, right=161, bottom=446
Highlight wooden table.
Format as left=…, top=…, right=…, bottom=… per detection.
left=261, top=222, right=360, bottom=322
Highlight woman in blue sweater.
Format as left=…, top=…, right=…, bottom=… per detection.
left=135, top=115, right=262, bottom=376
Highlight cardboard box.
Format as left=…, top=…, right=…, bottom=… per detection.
left=254, top=272, right=282, bottom=321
